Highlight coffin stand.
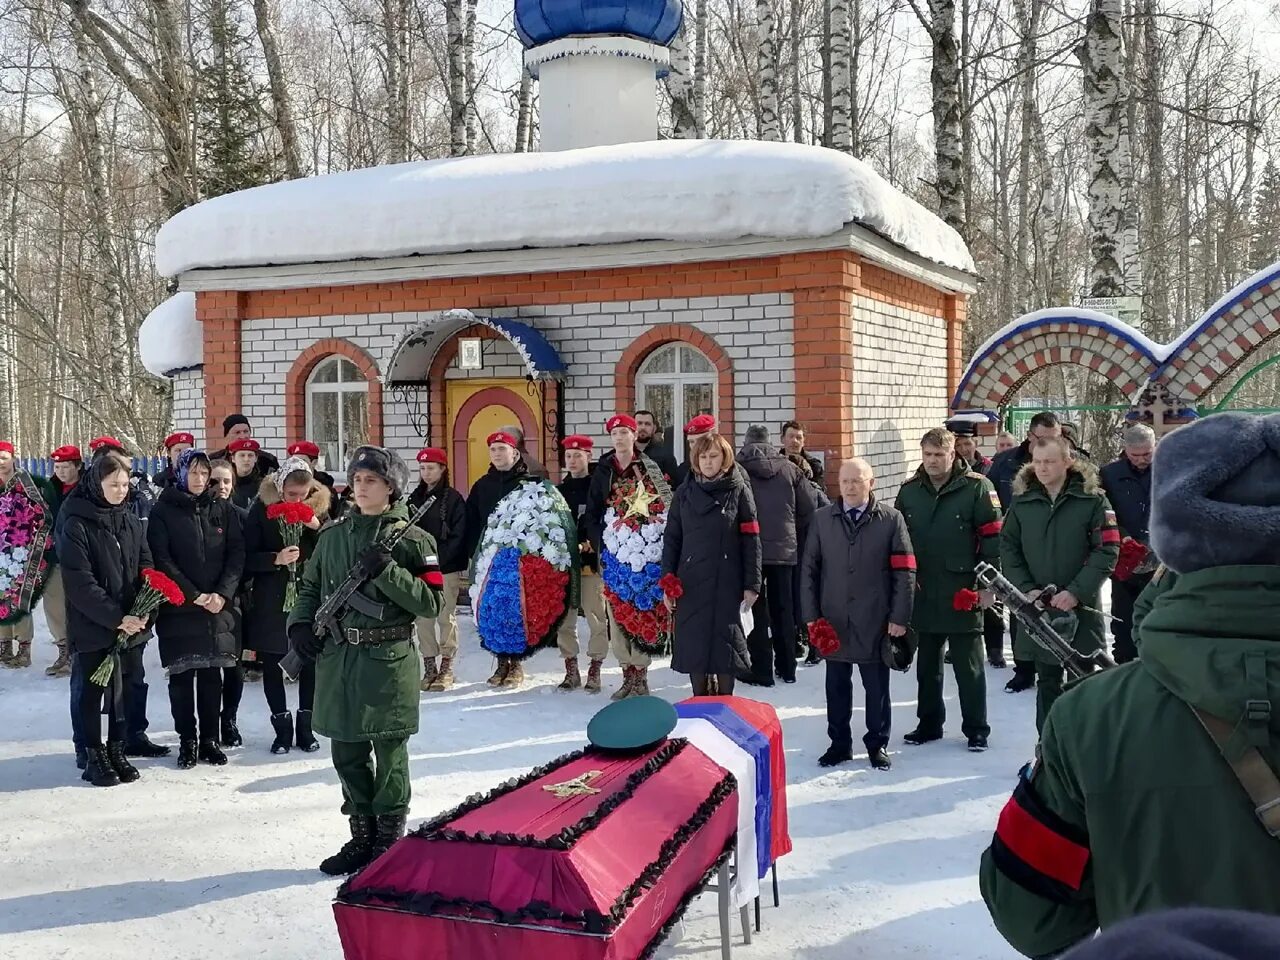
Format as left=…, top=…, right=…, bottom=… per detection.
left=334, top=739, right=738, bottom=960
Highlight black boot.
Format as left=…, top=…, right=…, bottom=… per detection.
left=198, top=738, right=228, bottom=765
left=270, top=712, right=293, bottom=754
left=75, top=747, right=87, bottom=771
left=106, top=741, right=140, bottom=783
left=82, top=746, right=121, bottom=787
left=319, top=815, right=376, bottom=876
left=176, top=738, right=198, bottom=769
left=370, top=813, right=407, bottom=861
left=220, top=713, right=243, bottom=748
left=295, top=710, right=320, bottom=753
left=124, top=733, right=172, bottom=758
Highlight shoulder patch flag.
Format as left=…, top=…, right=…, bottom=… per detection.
left=1105, top=509, right=1117, bottom=525
left=988, top=491, right=1001, bottom=509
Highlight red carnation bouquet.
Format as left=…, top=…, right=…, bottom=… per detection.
left=266, top=501, right=316, bottom=611
left=91, top=568, right=185, bottom=685
left=1114, top=537, right=1149, bottom=582
left=659, top=573, right=683, bottom=600
left=808, top=617, right=839, bottom=657
left=953, top=587, right=982, bottom=612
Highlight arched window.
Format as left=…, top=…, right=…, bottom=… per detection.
left=306, top=356, right=369, bottom=470
left=635, top=343, right=717, bottom=463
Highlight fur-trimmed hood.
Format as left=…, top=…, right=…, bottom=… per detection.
left=1011, top=459, right=1101, bottom=498
left=257, top=474, right=332, bottom=521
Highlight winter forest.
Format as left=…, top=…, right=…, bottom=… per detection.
left=1, top=0, right=1279, bottom=455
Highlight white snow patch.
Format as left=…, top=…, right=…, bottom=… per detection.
left=154, top=140, right=975, bottom=277
left=138, top=292, right=201, bottom=377
left=968, top=307, right=1175, bottom=369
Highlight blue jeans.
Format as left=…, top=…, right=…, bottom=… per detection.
left=70, top=646, right=151, bottom=751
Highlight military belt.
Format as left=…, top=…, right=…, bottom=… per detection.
left=343, top=625, right=413, bottom=646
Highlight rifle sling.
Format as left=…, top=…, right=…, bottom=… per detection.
left=1190, top=707, right=1280, bottom=839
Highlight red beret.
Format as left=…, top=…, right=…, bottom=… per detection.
left=287, top=440, right=321, bottom=459
left=417, top=447, right=447, bottom=465
left=486, top=431, right=519, bottom=448
left=227, top=438, right=260, bottom=454
left=606, top=414, right=638, bottom=433
left=164, top=432, right=195, bottom=449
left=0, top=442, right=13, bottom=455
left=561, top=435, right=593, bottom=452
left=684, top=414, right=717, bottom=437
left=89, top=436, right=125, bottom=453
left=51, top=445, right=83, bottom=463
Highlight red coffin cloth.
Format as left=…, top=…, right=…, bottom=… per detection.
left=334, top=739, right=737, bottom=960
left=689, top=696, right=792, bottom=861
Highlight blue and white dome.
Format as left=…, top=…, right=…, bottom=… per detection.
left=515, top=0, right=682, bottom=48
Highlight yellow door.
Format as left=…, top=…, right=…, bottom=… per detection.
left=446, top=380, right=542, bottom=492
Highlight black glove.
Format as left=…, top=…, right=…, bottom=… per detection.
left=288, top=621, right=324, bottom=659
left=357, top=543, right=394, bottom=579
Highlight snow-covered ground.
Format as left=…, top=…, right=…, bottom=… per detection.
left=0, top=610, right=1035, bottom=960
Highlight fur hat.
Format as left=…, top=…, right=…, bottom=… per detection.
left=1149, top=412, right=1280, bottom=574
left=1064, top=908, right=1280, bottom=960
left=346, top=445, right=409, bottom=499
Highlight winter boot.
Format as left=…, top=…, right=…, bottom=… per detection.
left=45, top=640, right=72, bottom=677
left=6, top=639, right=31, bottom=668
left=429, top=657, right=455, bottom=692
left=125, top=733, right=171, bottom=758
left=611, top=666, right=636, bottom=701
left=176, top=738, right=199, bottom=769
left=631, top=666, right=650, bottom=698
left=319, top=815, right=376, bottom=876
left=220, top=713, right=243, bottom=748
left=420, top=656, right=438, bottom=692
left=486, top=657, right=511, bottom=687
left=270, top=711, right=294, bottom=754
left=81, top=746, right=120, bottom=787
left=105, top=741, right=140, bottom=783
left=369, top=813, right=408, bottom=861
left=584, top=659, right=604, bottom=694
left=499, top=659, right=524, bottom=689
left=0, top=639, right=12, bottom=666
left=198, top=738, right=228, bottom=766
left=295, top=710, right=320, bottom=752
left=557, top=658, right=582, bottom=692
left=75, top=747, right=87, bottom=771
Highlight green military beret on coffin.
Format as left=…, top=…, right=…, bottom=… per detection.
left=587, top=696, right=678, bottom=752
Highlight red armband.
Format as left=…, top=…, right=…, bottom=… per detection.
left=989, top=779, right=1090, bottom=903
left=890, top=553, right=916, bottom=571
left=739, top=520, right=760, bottom=534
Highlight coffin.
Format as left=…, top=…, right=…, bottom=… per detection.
left=334, top=739, right=738, bottom=960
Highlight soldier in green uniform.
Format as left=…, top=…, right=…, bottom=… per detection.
left=895, top=428, right=1002, bottom=752
left=287, top=446, right=444, bottom=876
left=979, top=412, right=1280, bottom=957
left=1000, top=435, right=1118, bottom=733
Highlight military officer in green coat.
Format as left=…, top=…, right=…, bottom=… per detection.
left=288, top=445, right=444, bottom=876
left=980, top=412, right=1280, bottom=958
left=1001, top=435, right=1118, bottom=734
left=895, top=428, right=1002, bottom=752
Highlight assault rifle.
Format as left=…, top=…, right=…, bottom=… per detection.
left=974, top=562, right=1116, bottom=682
left=280, top=498, right=435, bottom=681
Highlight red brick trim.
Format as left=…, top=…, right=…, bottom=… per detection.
left=198, top=291, right=245, bottom=443
left=284, top=338, right=384, bottom=448
left=615, top=324, right=735, bottom=443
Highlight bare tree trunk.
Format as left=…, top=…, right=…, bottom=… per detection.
left=251, top=0, right=303, bottom=178
left=959, top=0, right=974, bottom=236
left=694, top=0, right=707, bottom=137
left=850, top=0, right=861, bottom=154
left=1012, top=0, right=1042, bottom=313
left=790, top=0, right=803, bottom=141
left=380, top=0, right=409, bottom=163
left=666, top=3, right=699, bottom=137
left=927, top=0, right=964, bottom=234
left=514, top=69, right=534, bottom=152
left=757, top=0, right=781, bottom=139
left=446, top=0, right=466, bottom=155
left=821, top=0, right=833, bottom=146
left=1140, top=0, right=1168, bottom=336
left=1076, top=0, right=1131, bottom=298
left=465, top=0, right=478, bottom=153
left=829, top=0, right=851, bottom=150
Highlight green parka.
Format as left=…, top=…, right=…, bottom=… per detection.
left=894, top=460, right=1002, bottom=634
left=288, top=500, right=443, bottom=742
left=979, top=566, right=1280, bottom=957
left=1000, top=462, right=1118, bottom=663
left=1131, top=566, right=1177, bottom=648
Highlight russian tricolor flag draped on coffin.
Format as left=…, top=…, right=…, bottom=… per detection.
left=332, top=696, right=790, bottom=960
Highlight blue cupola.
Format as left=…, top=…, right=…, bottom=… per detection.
left=515, top=0, right=683, bottom=48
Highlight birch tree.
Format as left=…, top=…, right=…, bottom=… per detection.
left=666, top=3, right=699, bottom=137
left=828, top=0, right=851, bottom=150
left=252, top=0, right=303, bottom=178
left=446, top=0, right=466, bottom=155
left=911, top=0, right=964, bottom=235
left=756, top=0, right=781, bottom=140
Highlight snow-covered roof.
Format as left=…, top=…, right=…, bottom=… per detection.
left=155, top=140, right=975, bottom=278
left=139, top=292, right=201, bottom=376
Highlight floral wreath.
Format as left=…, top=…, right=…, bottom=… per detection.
left=0, top=474, right=54, bottom=625
left=601, top=454, right=673, bottom=654
left=470, top=478, right=580, bottom=660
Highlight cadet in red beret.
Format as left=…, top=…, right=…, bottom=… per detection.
left=89, top=436, right=126, bottom=455
left=40, top=445, right=86, bottom=677
left=153, top=432, right=195, bottom=490
left=226, top=438, right=265, bottom=509
left=408, top=447, right=466, bottom=693
left=555, top=436, right=608, bottom=693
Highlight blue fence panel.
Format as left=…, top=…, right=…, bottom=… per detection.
left=19, top=456, right=165, bottom=480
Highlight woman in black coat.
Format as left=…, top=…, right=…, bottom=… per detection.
left=243, top=459, right=329, bottom=753
left=62, top=453, right=154, bottom=787
left=661, top=433, right=762, bottom=697
left=147, top=449, right=245, bottom=769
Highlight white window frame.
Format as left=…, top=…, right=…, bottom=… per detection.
left=635, top=343, right=718, bottom=464
left=305, top=356, right=369, bottom=469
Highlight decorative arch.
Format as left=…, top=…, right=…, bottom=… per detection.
left=616, top=323, right=735, bottom=441
left=285, top=338, right=384, bottom=446
left=451, top=386, right=540, bottom=488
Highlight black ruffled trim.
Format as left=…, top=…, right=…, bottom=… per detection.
left=336, top=756, right=740, bottom=939
left=636, top=838, right=736, bottom=960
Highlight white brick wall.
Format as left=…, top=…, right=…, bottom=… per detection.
left=171, top=368, right=206, bottom=448
left=851, top=295, right=948, bottom=501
